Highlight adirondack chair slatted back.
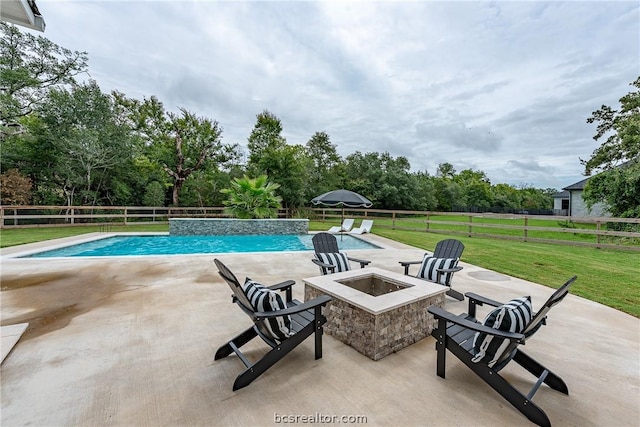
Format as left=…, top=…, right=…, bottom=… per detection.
left=433, top=239, right=465, bottom=259
left=491, top=276, right=577, bottom=370
left=214, top=259, right=275, bottom=343
left=522, top=275, right=577, bottom=337
left=312, top=232, right=340, bottom=254
left=215, top=259, right=252, bottom=310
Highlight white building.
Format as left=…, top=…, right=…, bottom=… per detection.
left=562, top=177, right=608, bottom=217
left=552, top=190, right=570, bottom=215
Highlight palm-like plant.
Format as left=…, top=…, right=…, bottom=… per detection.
left=221, top=175, right=282, bottom=219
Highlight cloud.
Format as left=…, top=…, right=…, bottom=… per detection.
left=35, top=0, right=640, bottom=189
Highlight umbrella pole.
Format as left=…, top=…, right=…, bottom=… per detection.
left=341, top=205, right=344, bottom=241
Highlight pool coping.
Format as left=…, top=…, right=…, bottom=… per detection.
left=0, top=231, right=390, bottom=260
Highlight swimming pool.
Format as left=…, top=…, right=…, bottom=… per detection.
left=21, top=234, right=381, bottom=258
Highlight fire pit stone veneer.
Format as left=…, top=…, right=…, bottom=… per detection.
left=303, top=267, right=446, bottom=361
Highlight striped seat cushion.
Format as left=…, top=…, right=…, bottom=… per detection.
left=472, top=296, right=533, bottom=367
left=417, top=256, right=459, bottom=285
left=315, top=252, right=351, bottom=275
left=241, top=278, right=292, bottom=343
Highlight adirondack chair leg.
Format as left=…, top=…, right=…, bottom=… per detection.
left=434, top=318, right=447, bottom=378
left=513, top=349, right=569, bottom=395
left=314, top=308, right=326, bottom=360
left=215, top=326, right=258, bottom=360
left=232, top=323, right=314, bottom=391
left=442, top=342, right=552, bottom=427
left=474, top=362, right=552, bottom=427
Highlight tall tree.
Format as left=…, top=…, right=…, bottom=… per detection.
left=131, top=98, right=231, bottom=206
left=432, top=163, right=465, bottom=210
left=454, top=169, right=494, bottom=209
left=582, top=77, right=640, bottom=217
left=492, top=183, right=521, bottom=210
left=162, top=109, right=225, bottom=206
left=24, top=80, right=133, bottom=206
left=0, top=22, right=88, bottom=139
left=436, top=162, right=456, bottom=179
left=342, top=151, right=421, bottom=210
left=304, top=131, right=344, bottom=198
left=0, top=168, right=32, bottom=204
left=246, top=110, right=306, bottom=208
left=413, top=171, right=438, bottom=211
left=247, top=109, right=286, bottom=169
left=582, top=77, right=640, bottom=174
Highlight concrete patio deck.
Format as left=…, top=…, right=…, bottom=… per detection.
left=1, top=233, right=638, bottom=426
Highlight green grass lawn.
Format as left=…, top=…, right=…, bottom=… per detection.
left=2, top=222, right=638, bottom=318
left=315, top=222, right=639, bottom=318
left=352, top=214, right=629, bottom=245
left=0, top=224, right=169, bottom=248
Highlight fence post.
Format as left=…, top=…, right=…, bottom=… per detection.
left=524, top=217, right=528, bottom=242
left=468, top=215, right=473, bottom=237
left=596, top=221, right=601, bottom=248
left=13, top=208, right=17, bottom=226
left=124, top=207, right=128, bottom=225
left=392, top=211, right=396, bottom=229
left=426, top=212, right=430, bottom=231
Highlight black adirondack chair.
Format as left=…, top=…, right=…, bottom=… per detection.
left=213, top=259, right=331, bottom=391
left=311, top=232, right=371, bottom=274
left=427, top=276, right=577, bottom=427
left=399, top=239, right=465, bottom=300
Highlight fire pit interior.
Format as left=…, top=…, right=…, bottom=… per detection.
left=336, top=273, right=411, bottom=296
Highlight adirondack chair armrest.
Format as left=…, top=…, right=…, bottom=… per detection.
left=464, top=292, right=502, bottom=317
left=267, top=280, right=296, bottom=302
left=428, top=306, right=526, bottom=343
left=347, top=257, right=371, bottom=268
left=267, top=280, right=295, bottom=291
left=436, top=265, right=463, bottom=274
left=311, top=258, right=337, bottom=273
left=399, top=260, right=422, bottom=275
left=255, top=295, right=332, bottom=319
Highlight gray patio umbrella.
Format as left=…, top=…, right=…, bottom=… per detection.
left=311, top=189, right=373, bottom=236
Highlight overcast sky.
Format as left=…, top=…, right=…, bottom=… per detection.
left=34, top=0, right=639, bottom=190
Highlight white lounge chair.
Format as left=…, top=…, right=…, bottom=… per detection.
left=350, top=219, right=374, bottom=234
left=327, top=218, right=354, bottom=233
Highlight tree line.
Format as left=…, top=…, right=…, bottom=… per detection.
left=1, top=22, right=637, bottom=216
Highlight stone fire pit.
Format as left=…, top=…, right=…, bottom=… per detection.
left=303, top=267, right=446, bottom=360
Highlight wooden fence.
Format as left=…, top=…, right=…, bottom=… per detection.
left=0, top=206, right=291, bottom=227
left=311, top=208, right=640, bottom=252
left=1, top=205, right=639, bottom=251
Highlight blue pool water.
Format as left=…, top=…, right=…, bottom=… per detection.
left=22, top=234, right=381, bottom=258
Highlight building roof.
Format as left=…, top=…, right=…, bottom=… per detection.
left=564, top=159, right=638, bottom=191
left=0, top=0, right=45, bottom=32
left=563, top=177, right=590, bottom=191
left=553, top=190, right=570, bottom=198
